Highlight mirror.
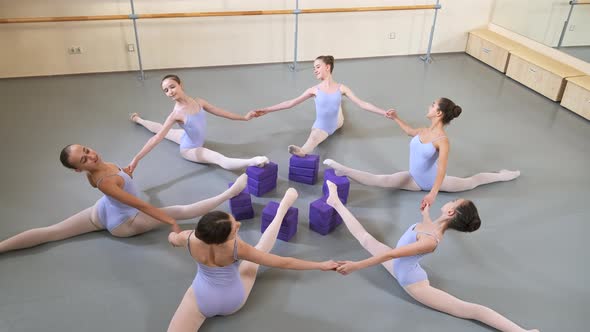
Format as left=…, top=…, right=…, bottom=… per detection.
left=491, top=0, right=590, bottom=63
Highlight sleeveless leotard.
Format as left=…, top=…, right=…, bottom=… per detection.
left=393, top=223, right=440, bottom=287
left=408, top=135, right=447, bottom=190
left=189, top=233, right=246, bottom=318
left=178, top=109, right=207, bottom=149
left=95, top=169, right=139, bottom=232
left=312, top=85, right=342, bottom=135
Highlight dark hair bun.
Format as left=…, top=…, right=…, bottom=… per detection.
left=452, top=105, right=462, bottom=119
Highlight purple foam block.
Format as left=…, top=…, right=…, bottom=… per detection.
left=233, top=209, right=255, bottom=221
left=289, top=154, right=320, bottom=169
left=229, top=193, right=252, bottom=208
left=248, top=175, right=278, bottom=189
left=246, top=162, right=278, bottom=181
left=288, top=166, right=317, bottom=177
left=261, top=220, right=297, bottom=242
left=231, top=204, right=254, bottom=215
left=309, top=219, right=341, bottom=235
left=248, top=185, right=276, bottom=197
left=261, top=201, right=299, bottom=220
left=288, top=173, right=317, bottom=185
left=309, top=198, right=336, bottom=219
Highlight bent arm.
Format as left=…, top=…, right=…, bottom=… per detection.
left=430, top=139, right=450, bottom=198
left=259, top=88, right=315, bottom=113
left=238, top=242, right=323, bottom=270
left=198, top=98, right=247, bottom=121
left=97, top=177, right=177, bottom=227
left=130, top=113, right=178, bottom=167
left=355, top=240, right=436, bottom=270
left=341, top=85, right=387, bottom=116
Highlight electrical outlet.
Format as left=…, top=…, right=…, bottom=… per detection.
left=388, top=32, right=396, bottom=39
left=127, top=43, right=135, bottom=52
left=68, top=46, right=82, bottom=55
left=569, top=24, right=575, bottom=31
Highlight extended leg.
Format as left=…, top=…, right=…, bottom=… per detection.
left=111, top=175, right=248, bottom=237
left=288, top=128, right=329, bottom=157
left=180, top=147, right=269, bottom=171
left=324, top=159, right=421, bottom=191
left=236, top=188, right=299, bottom=307
left=0, top=206, right=102, bottom=253
left=167, top=287, right=207, bottom=332
left=325, top=181, right=394, bottom=275
left=440, top=170, right=520, bottom=192
left=405, top=281, right=538, bottom=332
left=130, top=113, right=184, bottom=144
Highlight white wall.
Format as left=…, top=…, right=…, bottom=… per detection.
left=0, top=0, right=495, bottom=78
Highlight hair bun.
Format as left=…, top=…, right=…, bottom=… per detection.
left=452, top=105, right=462, bottom=118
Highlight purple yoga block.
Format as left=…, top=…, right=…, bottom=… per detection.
left=233, top=209, right=255, bottom=221
left=248, top=185, right=275, bottom=197
left=288, top=166, right=317, bottom=177
left=229, top=193, right=252, bottom=208
left=309, top=218, right=341, bottom=235
left=288, top=173, right=317, bottom=185
left=231, top=204, right=254, bottom=215
left=246, top=162, right=278, bottom=181
left=309, top=198, right=336, bottom=219
left=289, top=154, right=320, bottom=169
left=262, top=201, right=299, bottom=219
left=248, top=175, right=277, bottom=189
left=261, top=218, right=298, bottom=242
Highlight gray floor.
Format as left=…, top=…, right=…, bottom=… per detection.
left=558, top=45, right=590, bottom=63
left=0, top=54, right=588, bottom=332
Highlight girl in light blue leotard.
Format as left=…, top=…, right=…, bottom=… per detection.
left=128, top=74, right=269, bottom=173
left=251, top=55, right=391, bottom=157
left=167, top=189, right=337, bottom=331
left=324, top=97, right=520, bottom=209
left=324, top=181, right=539, bottom=332
left=0, top=144, right=250, bottom=254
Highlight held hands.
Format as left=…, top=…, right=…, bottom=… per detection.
left=249, top=109, right=269, bottom=118
left=335, top=261, right=359, bottom=275
left=420, top=192, right=436, bottom=211
left=319, top=260, right=340, bottom=271
left=124, top=159, right=139, bottom=177
left=385, top=109, right=398, bottom=120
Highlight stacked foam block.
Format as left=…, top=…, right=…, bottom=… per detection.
left=261, top=201, right=298, bottom=242
left=228, top=183, right=254, bottom=220
left=246, top=162, right=278, bottom=197
left=288, top=154, right=320, bottom=185
left=322, top=169, right=350, bottom=204
left=308, top=169, right=351, bottom=235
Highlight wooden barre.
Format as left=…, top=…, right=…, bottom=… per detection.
left=0, top=5, right=438, bottom=24
left=571, top=0, right=590, bottom=4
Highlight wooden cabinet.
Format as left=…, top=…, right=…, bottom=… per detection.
left=561, top=76, right=590, bottom=120
left=506, top=49, right=585, bottom=101
left=466, top=29, right=525, bottom=73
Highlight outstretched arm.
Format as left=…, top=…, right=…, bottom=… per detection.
left=252, top=88, right=315, bottom=116
left=97, top=176, right=180, bottom=231
left=341, top=85, right=387, bottom=116
left=238, top=241, right=337, bottom=271
left=385, top=109, right=421, bottom=136
left=421, top=139, right=449, bottom=209
left=337, top=238, right=437, bottom=275
left=198, top=98, right=249, bottom=121
left=127, top=113, right=178, bottom=174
